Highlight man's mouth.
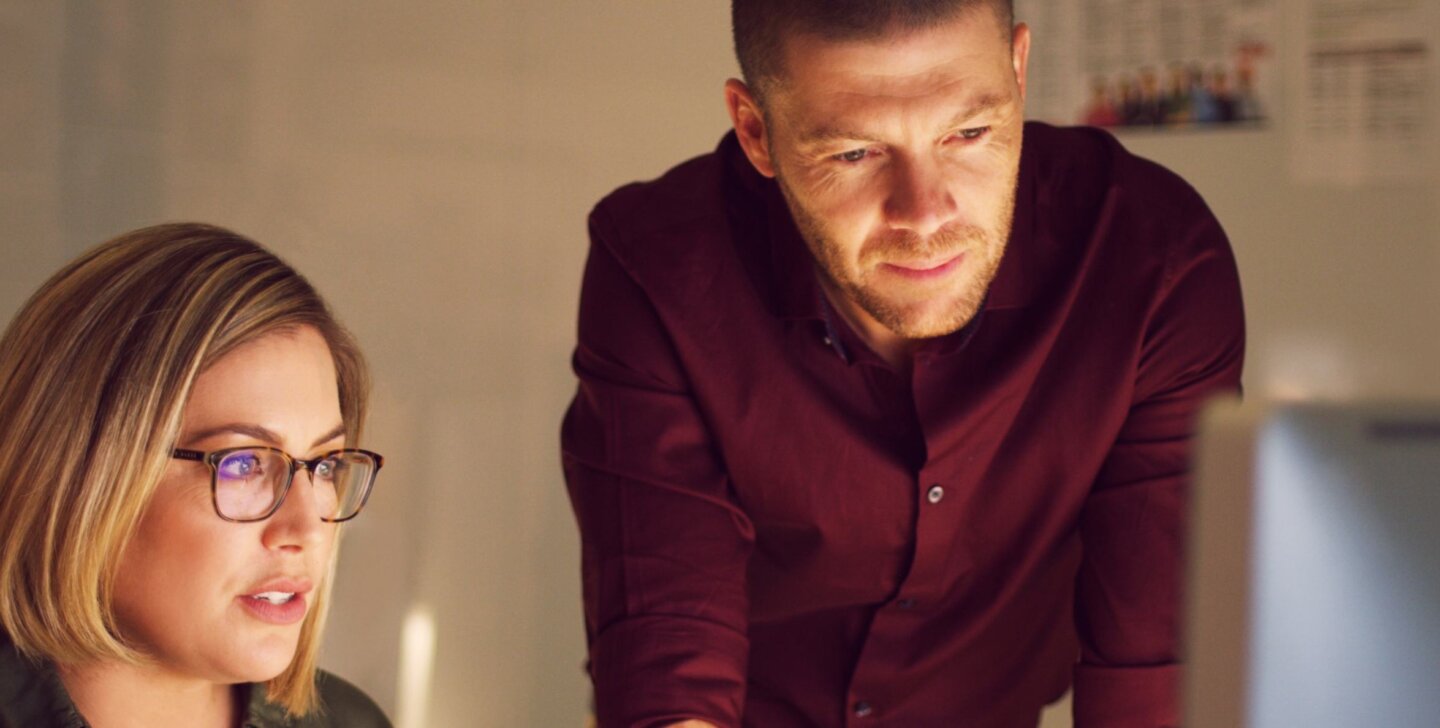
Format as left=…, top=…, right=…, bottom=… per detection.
left=882, top=253, right=965, bottom=280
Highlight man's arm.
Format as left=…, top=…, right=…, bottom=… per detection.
left=562, top=208, right=754, bottom=728
left=1072, top=214, right=1245, bottom=728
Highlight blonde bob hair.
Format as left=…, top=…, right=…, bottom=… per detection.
left=0, top=223, right=369, bottom=715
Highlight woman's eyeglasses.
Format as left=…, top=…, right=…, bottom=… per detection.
left=171, top=446, right=384, bottom=522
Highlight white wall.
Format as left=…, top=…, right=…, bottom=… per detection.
left=1, top=2, right=1435, bottom=727
left=1, top=2, right=732, bottom=725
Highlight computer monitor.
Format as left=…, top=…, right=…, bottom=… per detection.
left=1185, top=400, right=1440, bottom=727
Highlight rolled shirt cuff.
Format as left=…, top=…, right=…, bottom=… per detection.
left=1072, top=662, right=1181, bottom=728
left=591, top=615, right=750, bottom=728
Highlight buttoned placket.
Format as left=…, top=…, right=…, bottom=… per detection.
left=835, top=303, right=989, bottom=727
left=815, top=284, right=852, bottom=363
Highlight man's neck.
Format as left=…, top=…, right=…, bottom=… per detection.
left=57, top=660, right=239, bottom=728
left=817, top=277, right=916, bottom=372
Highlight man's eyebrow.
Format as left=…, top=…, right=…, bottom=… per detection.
left=796, top=125, right=884, bottom=147
left=795, top=93, right=1014, bottom=149
left=942, top=93, right=1011, bottom=128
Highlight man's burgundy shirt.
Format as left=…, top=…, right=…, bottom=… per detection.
left=562, top=123, right=1245, bottom=728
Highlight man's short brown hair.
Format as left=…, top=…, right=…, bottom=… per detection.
left=732, top=0, right=1015, bottom=99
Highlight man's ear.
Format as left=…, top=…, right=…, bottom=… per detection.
left=1011, top=22, right=1032, bottom=103
left=725, top=78, right=777, bottom=178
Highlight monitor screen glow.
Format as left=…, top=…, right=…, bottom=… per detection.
left=1186, top=401, right=1440, bottom=728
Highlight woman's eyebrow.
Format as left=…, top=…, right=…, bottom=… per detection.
left=185, top=423, right=284, bottom=446
left=182, top=422, right=347, bottom=450
left=310, top=423, right=347, bottom=449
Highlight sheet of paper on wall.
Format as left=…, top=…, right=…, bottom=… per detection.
left=1289, top=0, right=1437, bottom=187
left=1018, top=0, right=1278, bottom=132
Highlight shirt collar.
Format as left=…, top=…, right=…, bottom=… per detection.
left=720, top=131, right=823, bottom=322
left=985, top=124, right=1039, bottom=312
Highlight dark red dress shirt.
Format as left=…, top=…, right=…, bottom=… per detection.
left=562, top=123, right=1245, bottom=728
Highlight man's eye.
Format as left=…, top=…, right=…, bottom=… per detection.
left=833, top=148, right=869, bottom=163
left=955, top=126, right=990, bottom=141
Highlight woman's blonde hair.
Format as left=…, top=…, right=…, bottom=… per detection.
left=0, top=222, right=369, bottom=715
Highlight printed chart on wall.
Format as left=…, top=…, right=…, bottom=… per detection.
left=1289, top=0, right=1436, bottom=186
left=1018, top=0, right=1278, bottom=132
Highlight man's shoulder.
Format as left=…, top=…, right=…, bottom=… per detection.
left=588, top=136, right=752, bottom=280
left=1026, top=121, right=1214, bottom=225
left=592, top=142, right=732, bottom=240
left=1023, top=122, right=1226, bottom=283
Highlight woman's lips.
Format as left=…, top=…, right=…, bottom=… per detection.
left=239, top=592, right=308, bottom=625
left=238, top=578, right=312, bottom=625
left=881, top=253, right=965, bottom=281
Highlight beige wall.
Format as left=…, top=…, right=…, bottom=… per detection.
left=1, top=2, right=1435, bottom=727
left=1, top=2, right=733, bottom=725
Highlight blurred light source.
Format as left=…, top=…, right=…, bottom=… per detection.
left=1261, top=332, right=1354, bottom=401
left=396, top=604, right=436, bottom=728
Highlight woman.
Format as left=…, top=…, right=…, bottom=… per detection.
left=0, top=223, right=391, bottom=727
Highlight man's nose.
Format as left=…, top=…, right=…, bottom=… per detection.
left=884, top=155, right=958, bottom=238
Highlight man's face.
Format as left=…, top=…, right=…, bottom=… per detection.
left=731, top=7, right=1030, bottom=340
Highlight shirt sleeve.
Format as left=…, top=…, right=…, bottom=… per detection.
left=1072, top=213, right=1245, bottom=728
left=560, top=206, right=754, bottom=728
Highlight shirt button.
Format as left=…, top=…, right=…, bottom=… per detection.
left=822, top=335, right=834, bottom=347
left=926, top=484, right=945, bottom=504
left=854, top=701, right=873, bottom=718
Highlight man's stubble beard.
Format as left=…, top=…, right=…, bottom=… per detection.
left=775, top=167, right=1018, bottom=340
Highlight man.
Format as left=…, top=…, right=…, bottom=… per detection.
left=562, top=1, right=1244, bottom=726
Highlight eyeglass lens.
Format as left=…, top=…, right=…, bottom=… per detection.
left=214, top=448, right=374, bottom=521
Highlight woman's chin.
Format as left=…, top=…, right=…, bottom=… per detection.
left=230, top=633, right=303, bottom=683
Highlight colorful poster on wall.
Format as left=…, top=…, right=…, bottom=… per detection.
left=1289, top=0, right=1436, bottom=186
left=1019, top=0, right=1279, bottom=131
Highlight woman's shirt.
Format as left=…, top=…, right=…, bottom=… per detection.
left=0, top=633, right=392, bottom=728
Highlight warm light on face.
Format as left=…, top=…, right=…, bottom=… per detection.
left=111, top=327, right=344, bottom=685
left=764, top=7, right=1029, bottom=340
